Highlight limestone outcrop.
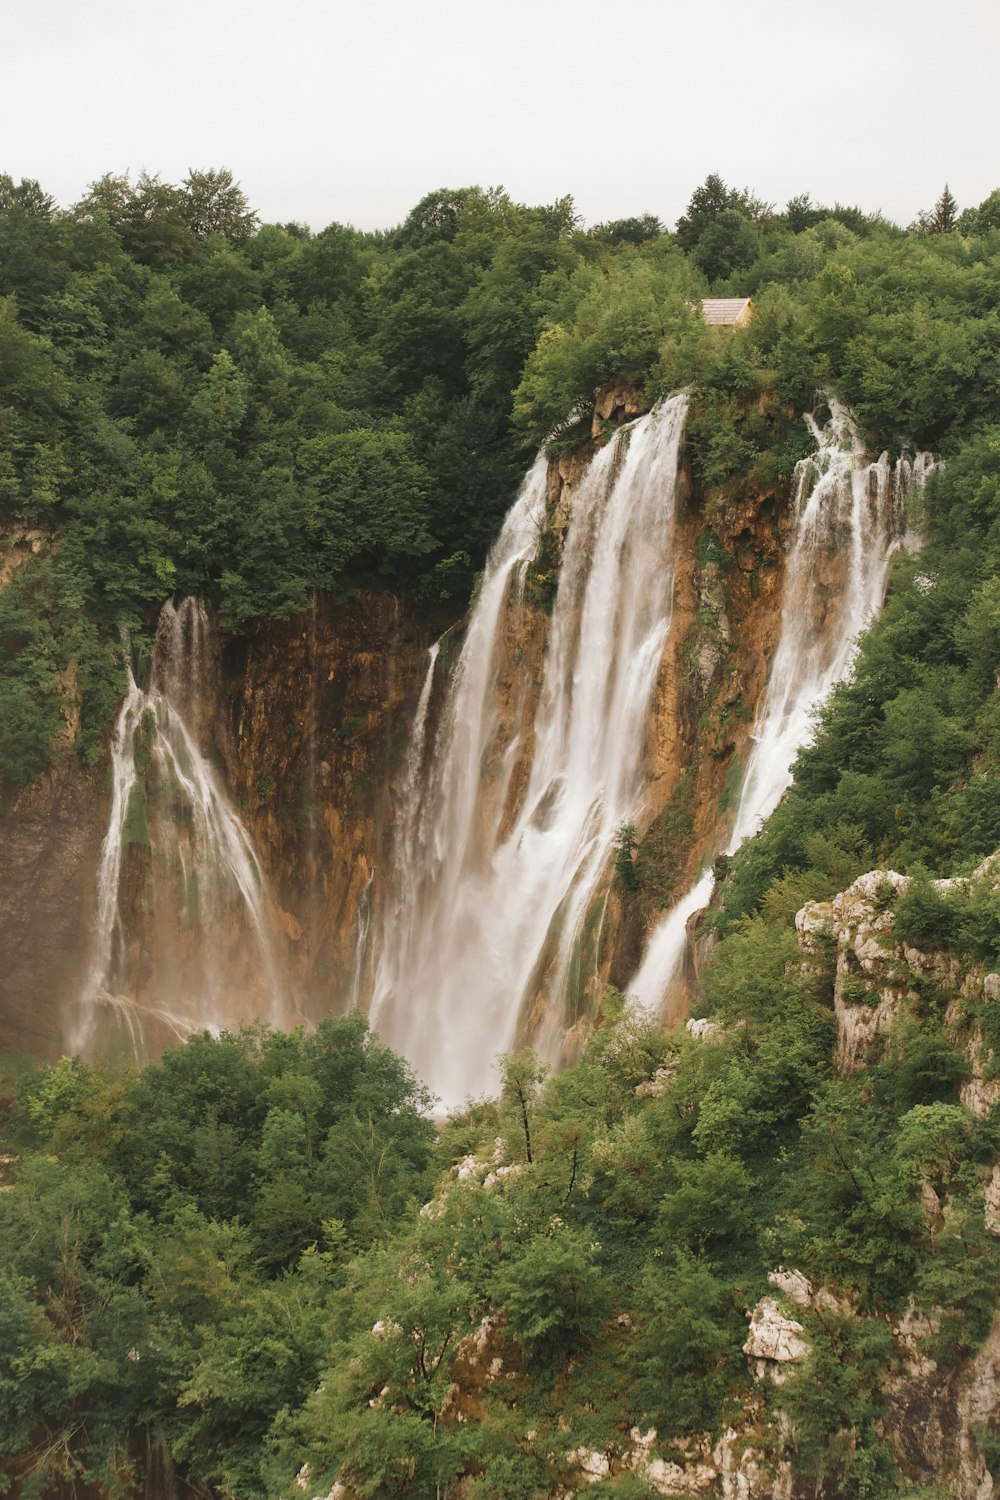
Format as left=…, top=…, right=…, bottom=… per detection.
left=742, top=1297, right=810, bottom=1382
left=797, top=866, right=985, bottom=1075
left=789, top=863, right=1000, bottom=1497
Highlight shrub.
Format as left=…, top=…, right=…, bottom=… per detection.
left=893, top=869, right=956, bottom=952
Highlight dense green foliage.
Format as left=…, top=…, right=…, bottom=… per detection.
left=0, top=1017, right=435, bottom=1498
left=3, top=965, right=998, bottom=1498
left=0, top=175, right=592, bottom=801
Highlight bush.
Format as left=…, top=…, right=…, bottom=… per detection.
left=893, top=869, right=956, bottom=951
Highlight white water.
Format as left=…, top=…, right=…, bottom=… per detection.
left=629, top=397, right=933, bottom=1013
left=628, top=869, right=717, bottom=1020
left=368, top=396, right=689, bottom=1104
left=69, top=599, right=287, bottom=1057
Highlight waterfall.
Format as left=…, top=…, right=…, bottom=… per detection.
left=367, top=395, right=689, bottom=1105
left=628, top=397, right=934, bottom=1012
left=69, top=599, right=288, bottom=1058
left=727, top=397, right=927, bottom=849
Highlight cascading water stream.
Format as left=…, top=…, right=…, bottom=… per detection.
left=628, top=397, right=934, bottom=1012
left=367, top=396, right=689, bottom=1104
left=69, top=599, right=288, bottom=1058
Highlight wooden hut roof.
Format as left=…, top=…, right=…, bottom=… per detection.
left=700, top=297, right=753, bottom=326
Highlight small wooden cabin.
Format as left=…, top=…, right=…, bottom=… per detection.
left=700, top=297, right=754, bottom=327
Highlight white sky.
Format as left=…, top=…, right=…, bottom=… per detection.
left=4, top=0, right=999, bottom=233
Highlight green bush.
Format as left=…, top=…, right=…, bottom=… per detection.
left=885, top=869, right=955, bottom=952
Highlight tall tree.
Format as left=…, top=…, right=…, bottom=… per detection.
left=181, top=168, right=258, bottom=243
left=932, top=183, right=958, bottom=233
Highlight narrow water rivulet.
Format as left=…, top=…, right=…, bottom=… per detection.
left=70, top=599, right=291, bottom=1058
left=365, top=396, right=689, bottom=1104
left=629, top=397, right=934, bottom=1012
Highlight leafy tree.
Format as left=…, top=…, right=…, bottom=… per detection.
left=0, top=174, right=55, bottom=217
left=493, top=1223, right=609, bottom=1363
left=675, top=173, right=744, bottom=249
left=0, top=562, right=68, bottom=800
left=654, top=1152, right=755, bottom=1259
left=181, top=167, right=258, bottom=242
left=393, top=185, right=479, bottom=248
left=587, top=214, right=664, bottom=248
left=629, top=1252, right=741, bottom=1436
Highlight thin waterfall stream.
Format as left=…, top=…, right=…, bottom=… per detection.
left=629, top=397, right=935, bottom=1012
left=70, top=598, right=290, bottom=1058
left=365, top=396, right=689, bottom=1105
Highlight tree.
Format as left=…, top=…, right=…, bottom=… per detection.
left=785, top=193, right=824, bottom=233
left=493, top=1224, right=609, bottom=1362
left=691, top=208, right=760, bottom=281
left=77, top=171, right=199, bottom=265
left=0, top=175, right=55, bottom=218
left=655, top=1153, right=755, bottom=1257
left=499, top=1049, right=549, bottom=1163
left=394, top=186, right=478, bottom=247
left=181, top=167, right=258, bottom=242
left=931, top=184, right=958, bottom=234
left=971, top=188, right=1000, bottom=232
left=675, top=173, right=740, bottom=249
left=0, top=296, right=68, bottom=423
left=0, top=198, right=67, bottom=322
left=630, top=1252, right=740, bottom=1436
left=588, top=214, right=664, bottom=247
left=74, top=171, right=135, bottom=225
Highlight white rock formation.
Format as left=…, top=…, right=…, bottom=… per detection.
left=635, top=1064, right=677, bottom=1098
left=743, top=1297, right=810, bottom=1382
left=985, top=1163, right=1000, bottom=1235
left=956, top=1313, right=1000, bottom=1499
left=715, top=1427, right=794, bottom=1500
left=766, top=1266, right=845, bottom=1315
left=797, top=867, right=968, bottom=1073
left=962, top=980, right=1000, bottom=1117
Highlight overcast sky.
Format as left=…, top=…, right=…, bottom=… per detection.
left=5, top=0, right=998, bottom=233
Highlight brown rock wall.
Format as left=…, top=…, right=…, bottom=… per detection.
left=218, top=591, right=438, bottom=1019
left=0, top=759, right=105, bottom=1058
left=543, top=449, right=790, bottom=1027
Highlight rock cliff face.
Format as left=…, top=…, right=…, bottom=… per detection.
left=797, top=862, right=1000, bottom=1095
left=186, top=591, right=436, bottom=1024
left=0, top=757, right=105, bottom=1057
left=790, top=862, right=1000, bottom=1498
